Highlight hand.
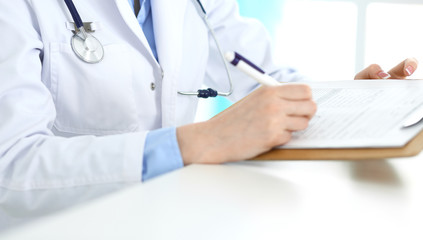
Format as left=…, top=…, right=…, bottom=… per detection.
left=355, top=58, right=418, bottom=80
left=177, top=84, right=317, bottom=165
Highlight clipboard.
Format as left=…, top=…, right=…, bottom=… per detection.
left=252, top=129, right=423, bottom=160
left=223, top=80, right=423, bottom=161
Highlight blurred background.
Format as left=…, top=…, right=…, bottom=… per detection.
left=196, top=0, right=423, bottom=121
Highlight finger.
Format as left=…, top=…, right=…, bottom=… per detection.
left=388, top=58, right=418, bottom=79
left=284, top=100, right=317, bottom=118
left=276, top=84, right=313, bottom=100
left=354, top=64, right=390, bottom=80
left=275, top=130, right=293, bottom=146
left=285, top=116, right=311, bottom=131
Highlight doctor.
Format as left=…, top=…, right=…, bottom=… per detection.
left=0, top=0, right=417, bottom=190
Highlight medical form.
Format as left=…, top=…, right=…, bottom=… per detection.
left=281, top=80, right=423, bottom=149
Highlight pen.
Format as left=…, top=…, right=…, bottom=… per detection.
left=225, top=51, right=281, bottom=86
left=402, top=104, right=423, bottom=128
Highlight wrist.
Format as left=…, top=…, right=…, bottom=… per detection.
left=176, top=121, right=222, bottom=165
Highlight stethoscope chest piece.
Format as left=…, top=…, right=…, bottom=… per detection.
left=65, top=0, right=104, bottom=64
left=71, top=32, right=104, bottom=64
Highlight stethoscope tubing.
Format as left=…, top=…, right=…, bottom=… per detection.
left=63, top=0, right=234, bottom=98
left=64, top=0, right=84, bottom=29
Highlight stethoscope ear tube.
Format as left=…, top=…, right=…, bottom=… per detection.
left=190, top=0, right=207, bottom=18
left=195, top=0, right=207, bottom=15
left=178, top=0, right=234, bottom=98
left=64, top=0, right=84, bottom=29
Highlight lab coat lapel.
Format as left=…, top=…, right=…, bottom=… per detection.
left=114, top=0, right=157, bottom=61
left=151, top=0, right=187, bottom=73
left=151, top=0, right=188, bottom=127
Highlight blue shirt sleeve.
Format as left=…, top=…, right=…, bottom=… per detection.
left=142, top=127, right=184, bottom=181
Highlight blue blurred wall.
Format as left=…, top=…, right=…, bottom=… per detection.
left=237, top=0, right=284, bottom=36
left=211, top=0, right=285, bottom=115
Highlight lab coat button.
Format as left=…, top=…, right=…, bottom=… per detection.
left=151, top=83, right=156, bottom=91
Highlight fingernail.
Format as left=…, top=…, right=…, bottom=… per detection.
left=406, top=66, right=415, bottom=76
left=378, top=71, right=391, bottom=79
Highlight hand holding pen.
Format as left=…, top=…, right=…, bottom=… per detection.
left=175, top=52, right=317, bottom=165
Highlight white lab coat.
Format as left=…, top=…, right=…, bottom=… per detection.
left=0, top=0, right=306, bottom=190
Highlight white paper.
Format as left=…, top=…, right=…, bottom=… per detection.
left=280, top=80, right=423, bottom=149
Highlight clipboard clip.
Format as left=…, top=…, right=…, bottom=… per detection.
left=402, top=104, right=423, bottom=128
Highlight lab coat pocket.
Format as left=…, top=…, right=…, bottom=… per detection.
left=50, top=43, right=139, bottom=135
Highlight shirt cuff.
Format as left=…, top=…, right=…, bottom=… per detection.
left=142, top=127, right=184, bottom=181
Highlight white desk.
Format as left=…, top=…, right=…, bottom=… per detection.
left=1, top=156, right=423, bottom=240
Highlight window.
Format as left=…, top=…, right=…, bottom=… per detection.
left=275, top=0, right=423, bottom=80
left=275, top=1, right=357, bottom=81
left=365, top=2, right=423, bottom=77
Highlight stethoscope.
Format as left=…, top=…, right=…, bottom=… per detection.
left=64, top=0, right=233, bottom=99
